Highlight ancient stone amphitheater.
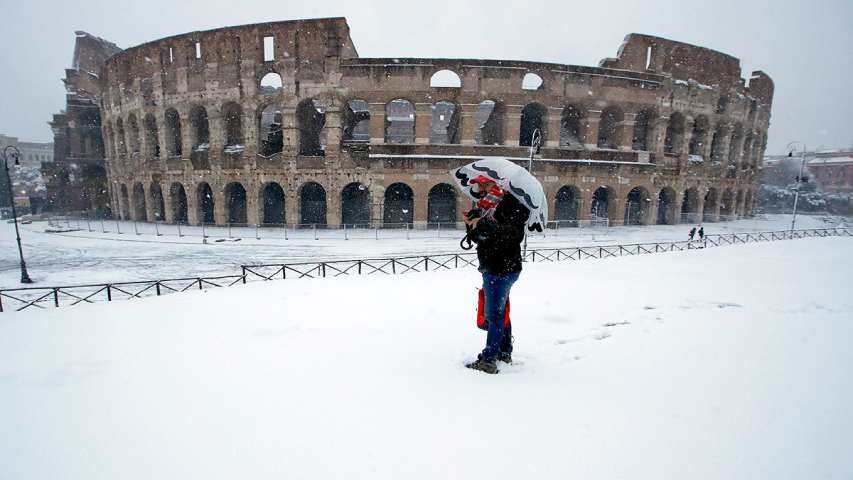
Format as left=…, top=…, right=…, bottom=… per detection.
left=100, top=17, right=773, bottom=228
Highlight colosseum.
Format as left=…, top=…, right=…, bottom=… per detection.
left=99, top=17, right=773, bottom=229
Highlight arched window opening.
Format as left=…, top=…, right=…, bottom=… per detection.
left=710, top=125, right=725, bottom=164
left=555, top=186, right=580, bottom=226
left=78, top=109, right=103, bottom=158
left=385, top=99, right=415, bottom=144
left=703, top=188, right=718, bottom=222
left=115, top=118, right=128, bottom=158
left=164, top=109, right=182, bottom=157
left=719, top=190, right=735, bottom=218
left=681, top=187, right=700, bottom=222
left=657, top=188, right=677, bottom=225
left=427, top=183, right=456, bottom=225
left=597, top=107, right=622, bottom=149
left=560, top=105, right=584, bottom=147
left=742, top=133, right=754, bottom=169
left=259, top=104, right=283, bottom=156
left=728, top=125, right=743, bottom=167
left=664, top=112, right=685, bottom=154
left=341, top=182, right=371, bottom=226
left=474, top=100, right=505, bottom=145
left=189, top=105, right=210, bottom=152
left=689, top=116, right=709, bottom=156
left=261, top=182, right=285, bottom=225
left=343, top=99, right=370, bottom=142
left=632, top=110, right=653, bottom=151
left=429, top=69, right=461, bottom=88
left=132, top=183, right=146, bottom=221
left=383, top=183, right=414, bottom=226
left=259, top=72, right=283, bottom=94
left=149, top=183, right=165, bottom=221
left=222, top=102, right=243, bottom=149
left=430, top=101, right=460, bottom=144
left=591, top=186, right=610, bottom=221
left=144, top=114, right=160, bottom=158
left=128, top=115, right=141, bottom=157
left=170, top=183, right=188, bottom=224
left=520, top=103, right=546, bottom=147
left=716, top=96, right=729, bottom=114
left=624, top=187, right=650, bottom=225
left=300, top=182, right=327, bottom=226
left=522, top=72, right=543, bottom=91
left=225, top=182, right=247, bottom=224
left=197, top=182, right=215, bottom=224
left=297, top=99, right=326, bottom=156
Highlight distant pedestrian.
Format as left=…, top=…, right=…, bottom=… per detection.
left=688, top=227, right=696, bottom=241
left=698, top=226, right=705, bottom=239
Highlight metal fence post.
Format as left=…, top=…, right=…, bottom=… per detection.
left=283, top=224, right=288, bottom=240
left=313, top=224, right=318, bottom=240
left=177, top=222, right=183, bottom=237
left=228, top=223, right=232, bottom=238
left=116, top=220, right=121, bottom=234
left=101, top=219, right=106, bottom=233
left=201, top=223, right=206, bottom=239
left=154, top=222, right=161, bottom=236
left=134, top=221, right=139, bottom=235
left=344, top=224, right=348, bottom=241
left=255, top=224, right=260, bottom=240
left=242, top=266, right=247, bottom=284
left=86, top=219, right=92, bottom=232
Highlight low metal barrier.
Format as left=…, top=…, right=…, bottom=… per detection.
left=1, top=227, right=848, bottom=313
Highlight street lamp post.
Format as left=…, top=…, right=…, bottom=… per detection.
left=2, top=146, right=33, bottom=283
left=522, top=129, right=542, bottom=259
left=786, top=141, right=808, bottom=231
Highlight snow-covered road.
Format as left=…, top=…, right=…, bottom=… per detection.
left=0, top=214, right=846, bottom=287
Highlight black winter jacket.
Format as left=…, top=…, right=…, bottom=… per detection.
left=470, top=194, right=530, bottom=275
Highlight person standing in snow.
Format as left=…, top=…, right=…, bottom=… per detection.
left=698, top=226, right=705, bottom=240
left=688, top=227, right=696, bottom=241
left=463, top=176, right=530, bottom=374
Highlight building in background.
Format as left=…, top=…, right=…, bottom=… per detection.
left=761, top=149, right=853, bottom=215
left=0, top=134, right=53, bottom=214
left=44, top=31, right=121, bottom=217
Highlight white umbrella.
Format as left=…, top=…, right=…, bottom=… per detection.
left=450, top=157, right=547, bottom=232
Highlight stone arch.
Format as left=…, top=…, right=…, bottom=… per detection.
left=681, top=186, right=700, bottom=222
left=143, top=113, right=160, bottom=158
left=299, top=182, right=327, bottom=226
left=664, top=112, right=686, bottom=154
left=131, top=182, right=146, bottom=221
left=591, top=186, right=614, bottom=222
left=341, top=182, right=371, bottom=226
left=383, top=182, right=414, bottom=226
left=296, top=98, right=326, bottom=156
left=259, top=71, right=283, bottom=94
left=560, top=105, right=585, bottom=147
left=196, top=182, right=215, bottom=224
left=119, top=183, right=130, bottom=220
left=719, top=189, right=735, bottom=219
left=170, top=182, right=188, bottom=224
left=430, top=101, right=460, bottom=144
left=343, top=99, right=370, bottom=142
left=474, top=100, right=505, bottom=145
left=710, top=124, right=726, bottom=163
left=624, top=186, right=651, bottom=225
left=656, top=187, right=677, bottom=225
left=189, top=105, right=210, bottom=151
left=520, top=103, right=547, bottom=147
left=259, top=103, right=283, bottom=156
left=149, top=183, right=165, bottom=221
left=521, top=72, right=543, bottom=90
left=555, top=185, right=580, bottom=225
left=632, top=109, right=654, bottom=151
left=164, top=108, right=182, bottom=157
left=222, top=101, right=243, bottom=147
left=703, top=187, right=718, bottom=222
left=78, top=109, right=103, bottom=158
left=260, top=182, right=285, bottom=225
left=430, top=69, right=461, bottom=88
left=224, top=182, right=247, bottom=224
left=427, top=183, right=457, bottom=225
left=597, top=107, right=623, bottom=149
left=115, top=117, right=128, bottom=157
left=385, top=99, right=415, bottom=144
left=127, top=114, right=141, bottom=156
left=689, top=115, right=710, bottom=156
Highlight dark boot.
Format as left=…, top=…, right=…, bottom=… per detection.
left=466, top=356, right=498, bottom=374
left=498, top=352, right=512, bottom=364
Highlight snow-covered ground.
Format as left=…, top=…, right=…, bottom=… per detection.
left=0, top=214, right=848, bottom=287
left=1, top=237, right=851, bottom=479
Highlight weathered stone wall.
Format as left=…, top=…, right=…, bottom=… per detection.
left=99, top=18, right=771, bottom=228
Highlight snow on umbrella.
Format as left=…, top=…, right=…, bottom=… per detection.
left=450, top=157, right=547, bottom=232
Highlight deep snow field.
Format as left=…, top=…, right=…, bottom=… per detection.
left=0, top=213, right=847, bottom=287
left=1, top=236, right=852, bottom=479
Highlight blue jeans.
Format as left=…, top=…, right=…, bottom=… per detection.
left=481, top=272, right=520, bottom=360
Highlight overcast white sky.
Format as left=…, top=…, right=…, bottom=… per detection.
left=0, top=0, right=850, bottom=154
